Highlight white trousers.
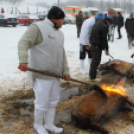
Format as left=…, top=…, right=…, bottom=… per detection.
left=33, top=78, right=60, bottom=112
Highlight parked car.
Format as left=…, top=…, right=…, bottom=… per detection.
left=37, top=14, right=47, bottom=20
left=64, top=14, right=76, bottom=24
left=0, top=13, right=18, bottom=27
left=17, top=14, right=39, bottom=26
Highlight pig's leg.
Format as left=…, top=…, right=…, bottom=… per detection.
left=125, top=97, right=134, bottom=107
left=119, top=103, right=133, bottom=111
left=90, top=121, right=109, bottom=134
left=107, top=63, right=114, bottom=70
left=101, top=70, right=113, bottom=75
left=120, top=106, right=133, bottom=111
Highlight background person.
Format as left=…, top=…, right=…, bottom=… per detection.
left=89, top=15, right=113, bottom=82
left=76, top=11, right=83, bottom=38
left=108, top=12, right=118, bottom=42
left=117, top=12, right=124, bottom=39
left=125, top=12, right=134, bottom=49
left=79, top=12, right=104, bottom=74
left=18, top=6, right=71, bottom=134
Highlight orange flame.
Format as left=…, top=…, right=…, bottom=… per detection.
left=101, top=77, right=127, bottom=97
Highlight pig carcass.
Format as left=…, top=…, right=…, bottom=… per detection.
left=71, top=79, right=134, bottom=134
left=99, top=59, right=134, bottom=78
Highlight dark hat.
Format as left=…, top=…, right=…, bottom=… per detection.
left=117, top=12, right=121, bottom=15
left=104, top=15, right=113, bottom=23
left=48, top=6, right=65, bottom=19
left=79, top=11, right=82, bottom=13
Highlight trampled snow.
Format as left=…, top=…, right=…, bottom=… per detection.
left=0, top=23, right=134, bottom=82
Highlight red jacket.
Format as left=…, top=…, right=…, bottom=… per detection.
left=1, top=8, right=5, bottom=13
left=108, top=12, right=113, bottom=16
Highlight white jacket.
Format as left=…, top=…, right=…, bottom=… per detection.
left=79, top=17, right=95, bottom=46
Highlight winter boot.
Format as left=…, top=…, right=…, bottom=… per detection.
left=80, top=60, right=87, bottom=74
left=33, top=109, right=48, bottom=134
left=44, top=107, right=63, bottom=134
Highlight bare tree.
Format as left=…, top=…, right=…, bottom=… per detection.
left=126, top=0, right=133, bottom=13
left=34, top=2, right=48, bottom=7
left=106, top=1, right=112, bottom=10
left=53, top=0, right=133, bottom=14
left=97, top=0, right=106, bottom=12
left=6, top=0, right=23, bottom=4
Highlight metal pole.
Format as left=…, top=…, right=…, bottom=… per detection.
left=58, top=0, right=60, bottom=7
left=12, top=0, right=14, bottom=14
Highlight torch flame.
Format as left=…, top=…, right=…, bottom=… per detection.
left=101, top=77, right=127, bottom=97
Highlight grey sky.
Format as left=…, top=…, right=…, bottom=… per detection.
left=25, top=0, right=68, bottom=5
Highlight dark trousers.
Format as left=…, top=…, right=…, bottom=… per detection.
left=117, top=25, right=122, bottom=38
left=127, top=33, right=134, bottom=48
left=77, top=25, right=82, bottom=38
left=89, top=45, right=102, bottom=79
left=79, top=44, right=92, bottom=59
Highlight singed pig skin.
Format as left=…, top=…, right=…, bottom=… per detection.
left=71, top=89, right=133, bottom=134
left=99, top=59, right=134, bottom=78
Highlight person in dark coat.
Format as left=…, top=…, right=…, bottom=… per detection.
left=76, top=11, right=83, bottom=38
left=113, top=13, right=118, bottom=26
left=89, top=15, right=113, bottom=82
left=79, top=12, right=104, bottom=75
left=108, top=12, right=118, bottom=42
left=125, top=12, right=134, bottom=49
left=117, top=12, right=124, bottom=39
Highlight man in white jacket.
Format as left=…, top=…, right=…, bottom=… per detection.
left=79, top=12, right=104, bottom=74
left=18, top=6, right=71, bottom=134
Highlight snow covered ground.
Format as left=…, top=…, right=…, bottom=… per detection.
left=0, top=23, right=134, bottom=86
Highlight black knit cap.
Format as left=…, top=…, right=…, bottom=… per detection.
left=48, top=6, right=65, bottom=19
left=117, top=12, right=121, bottom=15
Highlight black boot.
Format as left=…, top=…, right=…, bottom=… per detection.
left=117, top=37, right=121, bottom=39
